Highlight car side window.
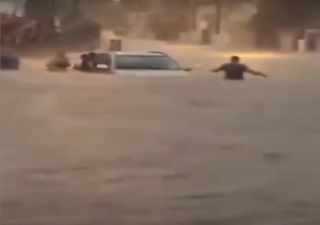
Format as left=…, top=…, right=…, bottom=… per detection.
left=95, top=53, right=111, bottom=66
left=115, top=55, right=181, bottom=70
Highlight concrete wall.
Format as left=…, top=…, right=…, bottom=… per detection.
left=278, top=30, right=296, bottom=51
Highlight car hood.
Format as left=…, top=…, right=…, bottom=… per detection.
left=115, top=69, right=190, bottom=76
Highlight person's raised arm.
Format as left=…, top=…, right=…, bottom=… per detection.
left=247, top=67, right=268, bottom=77
left=210, top=64, right=225, bottom=73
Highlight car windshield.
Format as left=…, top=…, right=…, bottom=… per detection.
left=115, top=55, right=182, bottom=70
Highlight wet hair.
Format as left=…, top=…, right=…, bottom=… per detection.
left=81, top=54, right=88, bottom=60
left=231, top=56, right=240, bottom=62
left=88, top=52, right=96, bottom=59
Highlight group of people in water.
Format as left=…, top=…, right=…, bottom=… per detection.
left=46, top=50, right=100, bottom=72
left=46, top=50, right=267, bottom=80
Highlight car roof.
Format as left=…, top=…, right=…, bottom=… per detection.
left=93, top=51, right=169, bottom=57
left=115, top=51, right=168, bottom=56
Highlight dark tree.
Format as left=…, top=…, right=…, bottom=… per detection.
left=254, top=0, right=320, bottom=30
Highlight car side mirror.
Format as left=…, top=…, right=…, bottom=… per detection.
left=184, top=67, right=192, bottom=72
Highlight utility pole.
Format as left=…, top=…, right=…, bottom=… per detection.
left=215, top=0, right=222, bottom=34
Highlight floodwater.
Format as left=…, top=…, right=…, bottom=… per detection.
left=1, top=41, right=320, bottom=225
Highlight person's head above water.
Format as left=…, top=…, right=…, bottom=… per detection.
left=231, top=56, right=240, bottom=63
left=88, top=52, right=96, bottom=59
left=81, top=54, right=89, bottom=60
left=56, top=49, right=67, bottom=58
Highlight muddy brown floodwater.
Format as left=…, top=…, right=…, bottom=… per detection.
left=1, top=40, right=320, bottom=225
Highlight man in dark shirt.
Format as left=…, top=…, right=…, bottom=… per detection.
left=211, top=56, right=267, bottom=80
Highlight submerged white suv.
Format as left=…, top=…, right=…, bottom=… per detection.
left=94, top=51, right=191, bottom=76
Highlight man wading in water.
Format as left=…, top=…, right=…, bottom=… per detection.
left=211, top=56, right=268, bottom=80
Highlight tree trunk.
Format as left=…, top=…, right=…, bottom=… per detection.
left=215, top=0, right=222, bottom=34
